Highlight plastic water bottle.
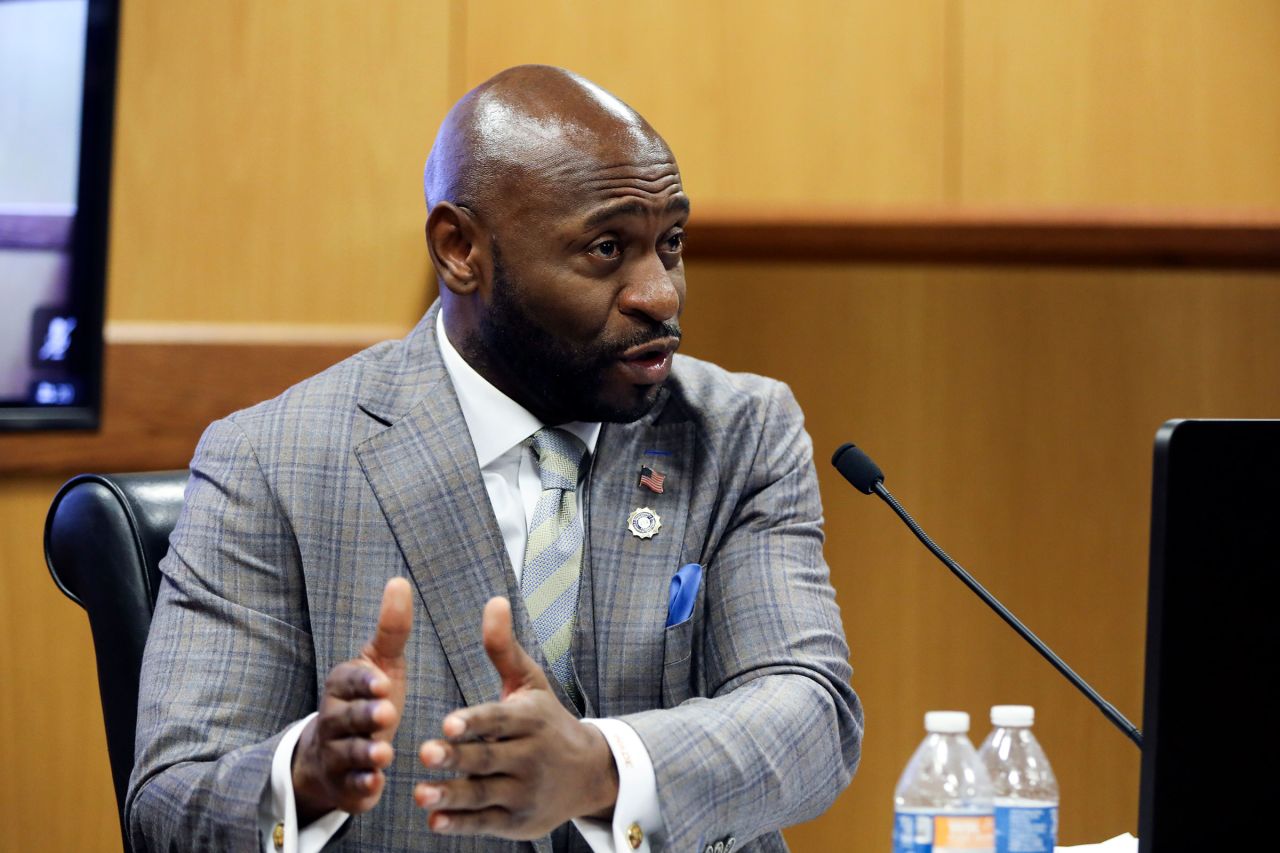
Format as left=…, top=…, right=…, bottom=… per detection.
left=977, top=705, right=1059, bottom=853
left=893, top=711, right=995, bottom=853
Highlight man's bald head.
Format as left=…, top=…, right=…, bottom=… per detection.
left=423, top=65, right=672, bottom=215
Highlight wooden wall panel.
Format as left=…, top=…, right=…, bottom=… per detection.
left=0, top=475, right=118, bottom=853
left=461, top=0, right=949, bottom=206
left=675, top=260, right=1280, bottom=848
left=958, top=0, right=1280, bottom=206
left=106, top=0, right=453, bottom=325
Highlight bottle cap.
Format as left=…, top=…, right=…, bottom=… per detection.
left=924, top=711, right=970, bottom=733
left=991, top=705, right=1035, bottom=727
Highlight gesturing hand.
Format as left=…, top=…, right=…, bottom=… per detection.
left=292, top=577, right=413, bottom=824
left=414, top=597, right=620, bottom=839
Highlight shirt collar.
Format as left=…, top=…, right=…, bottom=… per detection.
left=435, top=310, right=601, bottom=469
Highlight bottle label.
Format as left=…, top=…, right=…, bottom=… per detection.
left=994, top=803, right=1058, bottom=853
left=894, top=809, right=995, bottom=853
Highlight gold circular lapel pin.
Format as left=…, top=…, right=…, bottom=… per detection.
left=627, top=507, right=662, bottom=539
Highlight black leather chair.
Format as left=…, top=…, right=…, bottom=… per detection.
left=45, top=471, right=189, bottom=849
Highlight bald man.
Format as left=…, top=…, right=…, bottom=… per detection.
left=127, top=66, right=862, bottom=853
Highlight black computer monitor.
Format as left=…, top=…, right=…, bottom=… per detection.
left=0, top=0, right=118, bottom=430
left=1138, top=419, right=1276, bottom=851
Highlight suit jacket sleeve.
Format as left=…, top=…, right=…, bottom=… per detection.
left=126, top=417, right=319, bottom=851
left=620, top=380, right=863, bottom=850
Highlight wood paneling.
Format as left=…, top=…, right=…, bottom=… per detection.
left=674, top=260, right=1280, bottom=848
left=686, top=206, right=1280, bottom=267
left=958, top=0, right=1280, bottom=206
left=462, top=0, right=1280, bottom=209
left=106, top=0, right=452, bottom=326
left=461, top=0, right=950, bottom=206
left=0, top=475, right=118, bottom=853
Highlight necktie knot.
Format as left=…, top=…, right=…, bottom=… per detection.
left=529, top=427, right=587, bottom=493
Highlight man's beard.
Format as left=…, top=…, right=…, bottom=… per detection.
left=476, top=245, right=680, bottom=424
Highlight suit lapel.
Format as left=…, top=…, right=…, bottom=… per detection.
left=354, top=305, right=552, bottom=710
left=586, top=408, right=696, bottom=716
left=351, top=306, right=585, bottom=852
left=359, top=412, right=553, bottom=853
left=356, top=380, right=520, bottom=709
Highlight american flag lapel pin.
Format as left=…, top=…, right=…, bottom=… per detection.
left=638, top=465, right=666, bottom=494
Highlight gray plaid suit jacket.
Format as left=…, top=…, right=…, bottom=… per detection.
left=126, top=303, right=863, bottom=852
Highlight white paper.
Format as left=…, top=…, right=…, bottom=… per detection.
left=1055, top=832, right=1138, bottom=852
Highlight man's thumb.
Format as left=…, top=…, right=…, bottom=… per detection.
left=482, top=596, right=546, bottom=697
left=368, top=577, right=413, bottom=662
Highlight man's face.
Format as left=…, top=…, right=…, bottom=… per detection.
left=473, top=143, right=689, bottom=424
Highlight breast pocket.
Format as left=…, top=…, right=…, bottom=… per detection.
left=660, top=572, right=705, bottom=707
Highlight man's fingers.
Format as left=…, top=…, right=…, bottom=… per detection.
left=317, top=697, right=398, bottom=740
left=325, top=736, right=395, bottom=774
left=414, top=775, right=520, bottom=812
left=324, top=660, right=391, bottom=700
left=419, top=738, right=504, bottom=776
left=438, top=700, right=534, bottom=741
left=367, top=577, right=414, bottom=664
left=427, top=806, right=519, bottom=838
left=481, top=597, right=549, bottom=697
left=296, top=580, right=413, bottom=822
left=338, top=768, right=386, bottom=808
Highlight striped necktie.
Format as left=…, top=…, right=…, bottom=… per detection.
left=520, top=427, right=588, bottom=698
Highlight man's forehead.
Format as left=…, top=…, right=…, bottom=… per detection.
left=530, top=153, right=687, bottom=224
left=548, top=150, right=682, bottom=188
left=483, top=122, right=683, bottom=219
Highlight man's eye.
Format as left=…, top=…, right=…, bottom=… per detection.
left=663, top=232, right=685, bottom=253
left=590, top=240, right=620, bottom=259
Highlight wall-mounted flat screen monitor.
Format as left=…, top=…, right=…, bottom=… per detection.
left=0, top=0, right=118, bottom=430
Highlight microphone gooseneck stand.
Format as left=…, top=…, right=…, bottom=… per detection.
left=832, top=441, right=1143, bottom=748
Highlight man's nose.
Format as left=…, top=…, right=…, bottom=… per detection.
left=618, top=253, right=681, bottom=323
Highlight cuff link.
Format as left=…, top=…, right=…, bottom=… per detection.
left=272, top=821, right=284, bottom=850
left=627, top=821, right=644, bottom=849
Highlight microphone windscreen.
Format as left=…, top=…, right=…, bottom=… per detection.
left=831, top=442, right=884, bottom=494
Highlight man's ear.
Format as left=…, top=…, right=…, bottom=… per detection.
left=426, top=202, right=487, bottom=296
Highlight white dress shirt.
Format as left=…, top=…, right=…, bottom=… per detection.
left=259, top=311, right=663, bottom=852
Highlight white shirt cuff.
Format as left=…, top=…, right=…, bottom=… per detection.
left=573, top=718, right=664, bottom=852
left=258, top=713, right=350, bottom=853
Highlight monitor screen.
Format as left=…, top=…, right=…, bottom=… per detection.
left=0, top=0, right=117, bottom=430
left=1138, top=419, right=1277, bottom=851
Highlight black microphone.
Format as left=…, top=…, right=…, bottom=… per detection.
left=831, top=441, right=1143, bottom=748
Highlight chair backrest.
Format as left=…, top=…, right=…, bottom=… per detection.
left=44, top=471, right=189, bottom=845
